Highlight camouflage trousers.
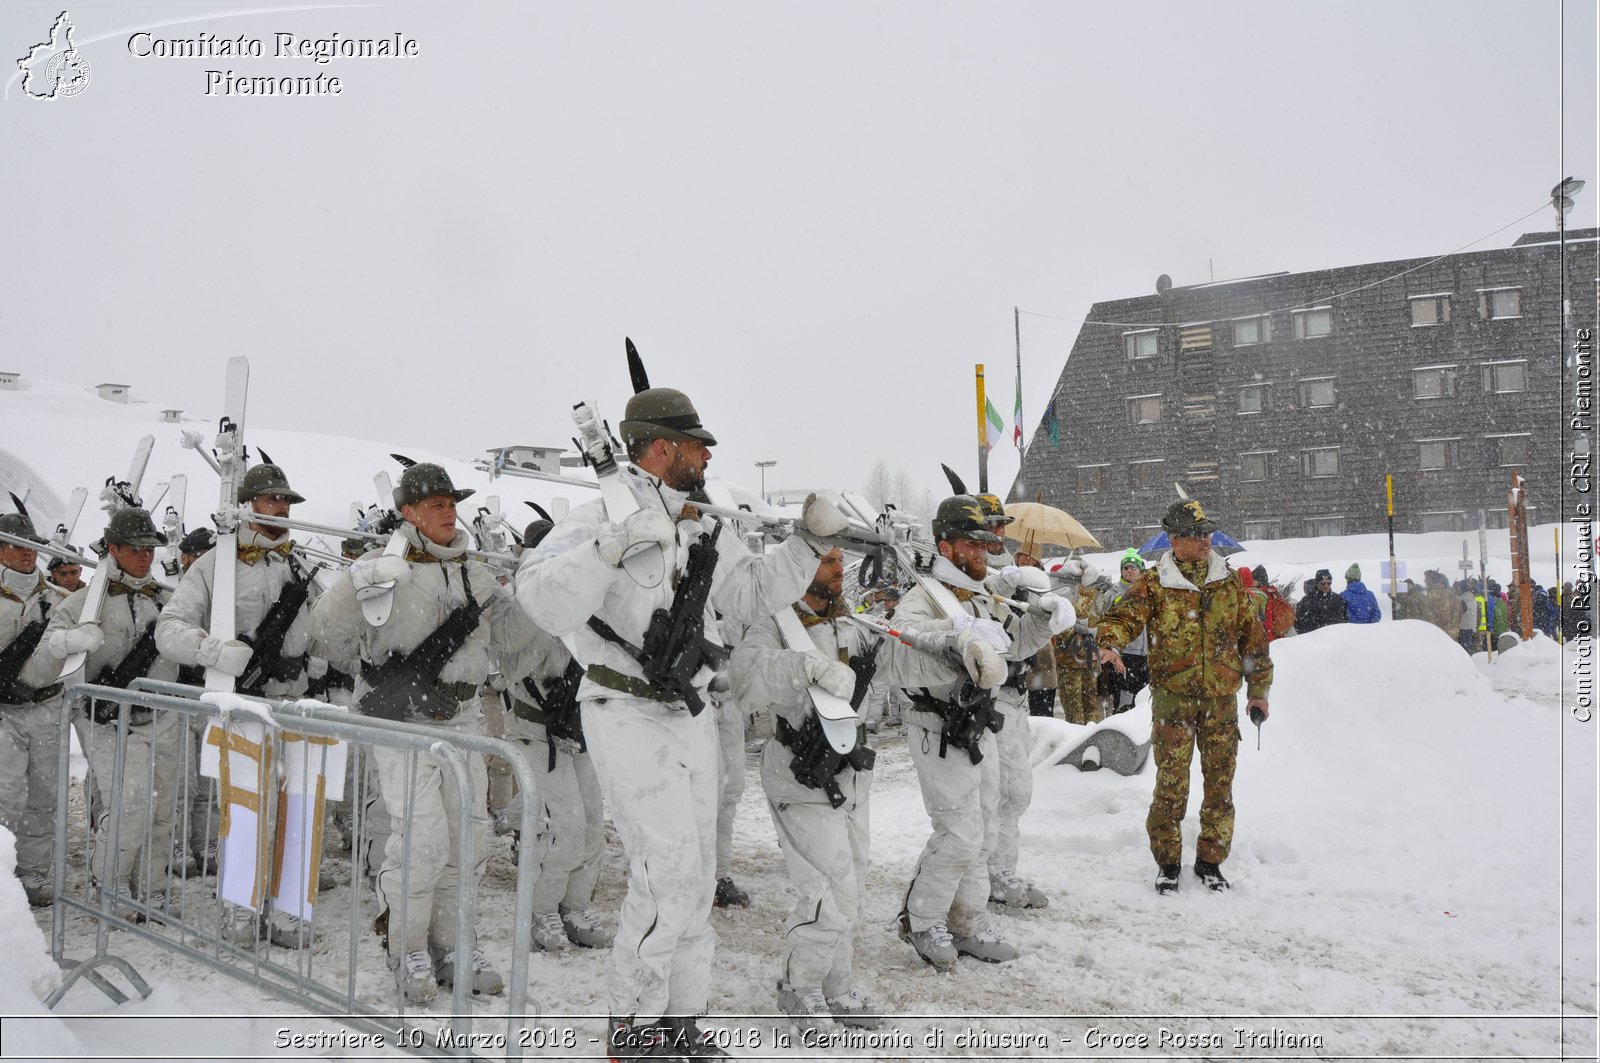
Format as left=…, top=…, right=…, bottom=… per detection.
left=1147, top=689, right=1240, bottom=867
left=1055, top=666, right=1100, bottom=725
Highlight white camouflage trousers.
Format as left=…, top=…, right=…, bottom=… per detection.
left=582, top=694, right=719, bottom=1021
left=79, top=710, right=181, bottom=892
left=507, top=725, right=605, bottom=914
left=713, top=696, right=746, bottom=881
left=371, top=742, right=489, bottom=955
left=0, top=699, right=61, bottom=880
left=765, top=776, right=871, bottom=994
left=987, top=691, right=1034, bottom=874
left=903, top=709, right=999, bottom=938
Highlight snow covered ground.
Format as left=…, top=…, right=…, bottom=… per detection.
left=1, top=376, right=1596, bottom=1061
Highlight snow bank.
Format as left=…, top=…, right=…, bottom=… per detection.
left=0, top=825, right=83, bottom=1059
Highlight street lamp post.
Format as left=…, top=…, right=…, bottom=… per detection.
left=755, top=460, right=777, bottom=504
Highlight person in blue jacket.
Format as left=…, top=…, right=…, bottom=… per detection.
left=1340, top=564, right=1381, bottom=624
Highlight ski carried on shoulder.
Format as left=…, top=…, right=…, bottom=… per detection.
left=701, top=481, right=858, bottom=753
left=839, top=491, right=967, bottom=620
left=206, top=357, right=250, bottom=693
left=51, top=487, right=87, bottom=549
left=358, top=529, right=408, bottom=627
left=571, top=400, right=664, bottom=589
left=57, top=435, right=163, bottom=680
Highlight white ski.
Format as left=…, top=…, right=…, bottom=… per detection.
left=51, top=487, right=87, bottom=548
left=374, top=471, right=394, bottom=512
left=206, top=358, right=250, bottom=693
left=160, top=474, right=188, bottom=576
left=703, top=481, right=857, bottom=753
left=571, top=400, right=664, bottom=589
left=58, top=436, right=164, bottom=680
left=357, top=529, right=408, bottom=627
left=99, top=434, right=156, bottom=511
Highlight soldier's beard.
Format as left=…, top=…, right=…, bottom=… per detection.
left=662, top=451, right=706, bottom=494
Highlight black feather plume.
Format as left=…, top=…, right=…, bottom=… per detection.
left=625, top=338, right=650, bottom=394
left=940, top=464, right=968, bottom=495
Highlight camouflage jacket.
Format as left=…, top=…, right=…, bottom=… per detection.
left=1096, top=551, right=1273, bottom=700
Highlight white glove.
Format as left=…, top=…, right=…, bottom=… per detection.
left=992, top=565, right=1051, bottom=597
left=595, top=508, right=675, bottom=567
left=797, top=493, right=849, bottom=538
left=956, top=628, right=1006, bottom=689
left=1078, top=562, right=1101, bottom=587
left=350, top=554, right=410, bottom=597
left=48, top=624, right=103, bottom=657
left=305, top=655, right=329, bottom=680
left=951, top=612, right=1011, bottom=654
left=198, top=636, right=253, bottom=677
left=1038, top=592, right=1078, bottom=635
left=804, top=655, right=857, bottom=701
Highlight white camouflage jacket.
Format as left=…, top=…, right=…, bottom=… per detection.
left=155, top=527, right=320, bottom=697
left=22, top=556, right=178, bottom=692
left=514, top=465, right=812, bottom=705
left=312, top=524, right=540, bottom=723
left=0, top=565, right=52, bottom=703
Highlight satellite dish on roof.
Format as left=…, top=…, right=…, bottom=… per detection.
left=1156, top=274, right=1172, bottom=295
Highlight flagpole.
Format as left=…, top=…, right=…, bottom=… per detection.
left=1014, top=305, right=1025, bottom=463
left=976, top=364, right=989, bottom=493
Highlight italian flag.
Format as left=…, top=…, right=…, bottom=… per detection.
left=984, top=397, right=1005, bottom=451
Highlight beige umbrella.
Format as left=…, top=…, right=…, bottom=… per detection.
left=1002, top=501, right=1102, bottom=553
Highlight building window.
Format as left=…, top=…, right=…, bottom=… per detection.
left=1232, top=315, right=1272, bottom=346
left=1305, top=516, right=1345, bottom=537
left=1292, top=308, right=1332, bottom=339
left=1409, top=294, right=1452, bottom=327
left=1124, top=330, right=1158, bottom=360
left=1298, top=377, right=1336, bottom=408
left=1127, top=395, right=1162, bottom=424
left=1129, top=459, right=1165, bottom=489
left=1481, top=361, right=1527, bottom=393
left=1412, top=366, right=1457, bottom=399
left=1490, top=434, right=1532, bottom=466
left=1238, top=384, right=1268, bottom=414
left=1075, top=465, right=1109, bottom=494
left=1479, top=288, right=1522, bottom=319
left=1241, top=519, right=1281, bottom=540
left=1418, top=438, right=1460, bottom=471
left=1303, top=447, right=1340, bottom=478
left=1240, top=452, right=1273, bottom=482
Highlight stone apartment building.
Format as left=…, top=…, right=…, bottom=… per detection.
left=1016, top=228, right=1598, bottom=546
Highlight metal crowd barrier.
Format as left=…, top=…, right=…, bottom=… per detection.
left=42, top=678, right=544, bottom=1060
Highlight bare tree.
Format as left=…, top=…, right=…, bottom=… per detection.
left=862, top=459, right=894, bottom=510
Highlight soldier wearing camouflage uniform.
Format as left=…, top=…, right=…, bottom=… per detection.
left=1096, top=500, right=1272, bottom=894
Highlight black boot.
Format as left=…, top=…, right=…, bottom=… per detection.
left=608, top=1017, right=683, bottom=1061
left=712, top=877, right=749, bottom=909
left=1155, top=864, right=1181, bottom=894
left=666, top=1016, right=730, bottom=1061
left=1193, top=860, right=1230, bottom=891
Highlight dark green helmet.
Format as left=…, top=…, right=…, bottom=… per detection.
left=237, top=463, right=306, bottom=505
left=619, top=387, right=718, bottom=448
left=975, top=493, right=1014, bottom=527
left=1160, top=499, right=1219, bottom=536
left=932, top=495, right=1002, bottom=544
left=522, top=519, right=554, bottom=550
left=105, top=507, right=168, bottom=547
left=394, top=463, right=475, bottom=508
left=179, top=527, right=217, bottom=555
left=0, top=512, right=47, bottom=544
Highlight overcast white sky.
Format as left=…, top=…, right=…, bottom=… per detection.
left=3, top=1, right=1595, bottom=503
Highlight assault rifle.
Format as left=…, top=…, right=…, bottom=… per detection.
left=237, top=559, right=317, bottom=695
left=0, top=619, right=54, bottom=704
left=847, top=613, right=1003, bottom=764
left=635, top=521, right=726, bottom=716
left=846, top=638, right=882, bottom=711
left=91, top=621, right=161, bottom=724
left=519, top=658, right=587, bottom=770
left=776, top=712, right=876, bottom=809
left=360, top=580, right=488, bottom=722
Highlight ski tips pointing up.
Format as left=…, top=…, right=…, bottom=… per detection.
left=625, top=337, right=650, bottom=394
